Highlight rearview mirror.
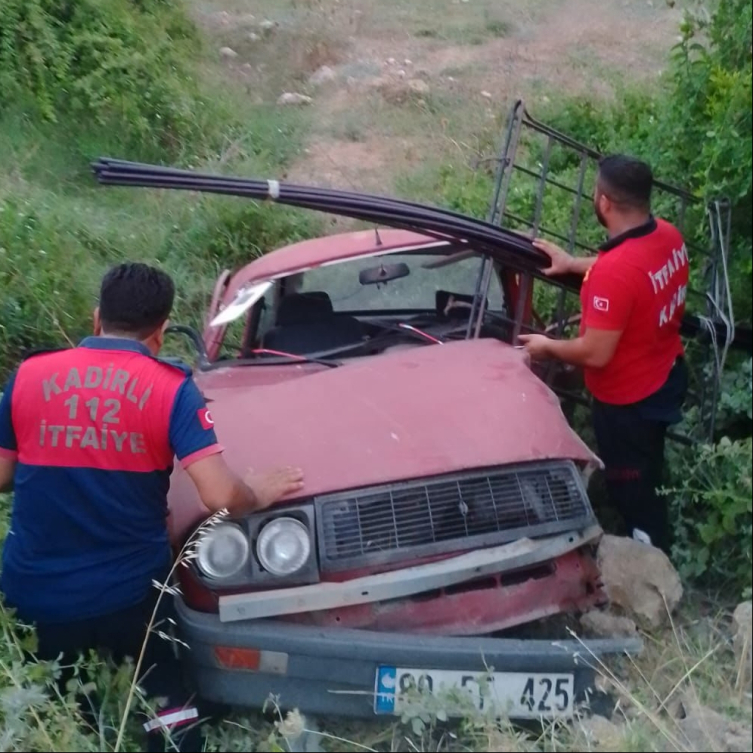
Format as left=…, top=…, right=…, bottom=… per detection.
left=358, top=262, right=410, bottom=286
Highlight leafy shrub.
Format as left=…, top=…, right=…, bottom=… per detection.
left=668, top=437, right=752, bottom=599
left=0, top=0, right=208, bottom=154
left=665, top=357, right=752, bottom=598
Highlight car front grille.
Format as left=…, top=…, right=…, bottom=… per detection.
left=315, top=461, right=595, bottom=571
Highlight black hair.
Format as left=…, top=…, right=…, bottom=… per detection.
left=597, top=154, right=653, bottom=211
left=99, top=262, right=175, bottom=339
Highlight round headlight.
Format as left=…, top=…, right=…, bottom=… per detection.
left=256, top=517, right=311, bottom=577
left=196, top=523, right=249, bottom=579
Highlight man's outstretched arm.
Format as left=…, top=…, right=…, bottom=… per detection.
left=533, top=239, right=596, bottom=278
left=169, top=377, right=304, bottom=514
left=185, top=454, right=304, bottom=514
left=519, top=327, right=623, bottom=369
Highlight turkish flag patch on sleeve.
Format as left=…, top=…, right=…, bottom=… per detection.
left=197, top=408, right=215, bottom=430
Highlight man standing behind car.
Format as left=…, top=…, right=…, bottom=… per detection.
left=519, top=155, right=689, bottom=555
left=0, top=262, right=304, bottom=752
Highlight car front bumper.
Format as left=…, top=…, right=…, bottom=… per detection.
left=176, top=598, right=642, bottom=719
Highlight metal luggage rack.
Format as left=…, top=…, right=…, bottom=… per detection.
left=473, top=99, right=740, bottom=444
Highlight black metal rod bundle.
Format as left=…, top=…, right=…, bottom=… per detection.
left=91, top=157, right=586, bottom=290
left=90, top=157, right=750, bottom=353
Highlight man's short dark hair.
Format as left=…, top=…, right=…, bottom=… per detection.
left=99, top=263, right=175, bottom=339
left=597, top=154, right=653, bottom=211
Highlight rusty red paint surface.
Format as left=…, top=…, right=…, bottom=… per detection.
left=167, top=338, right=600, bottom=542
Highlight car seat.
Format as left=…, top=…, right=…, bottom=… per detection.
left=262, top=291, right=366, bottom=355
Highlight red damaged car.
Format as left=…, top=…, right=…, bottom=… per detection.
left=157, top=226, right=637, bottom=721
left=98, top=106, right=723, bottom=721
left=92, top=96, right=741, bottom=722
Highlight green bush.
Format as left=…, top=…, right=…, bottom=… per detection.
left=538, top=0, right=752, bottom=322
left=0, top=0, right=319, bottom=382
left=0, top=0, right=208, bottom=155
left=668, top=437, right=752, bottom=599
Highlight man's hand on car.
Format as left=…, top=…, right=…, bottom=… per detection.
left=245, top=466, right=305, bottom=510
left=532, top=238, right=596, bottom=277
left=518, top=333, right=552, bottom=360
left=532, top=239, right=574, bottom=276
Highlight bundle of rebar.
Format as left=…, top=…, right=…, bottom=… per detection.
left=89, top=157, right=752, bottom=353
left=90, top=157, right=585, bottom=291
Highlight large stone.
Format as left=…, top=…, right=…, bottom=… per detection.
left=309, top=65, right=337, bottom=86
left=580, top=609, right=638, bottom=638
left=575, top=715, right=625, bottom=749
left=732, top=601, right=752, bottom=690
left=407, top=78, right=430, bottom=95
left=597, top=534, right=683, bottom=630
left=669, top=693, right=752, bottom=752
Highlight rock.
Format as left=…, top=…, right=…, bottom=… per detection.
left=732, top=601, right=752, bottom=690
left=259, top=19, right=277, bottom=35
left=575, top=715, right=624, bottom=749
left=672, top=693, right=752, bottom=752
left=407, top=79, right=430, bottom=94
left=481, top=90, right=493, bottom=99
left=387, top=57, right=397, bottom=65
left=309, top=65, right=337, bottom=86
left=247, top=32, right=260, bottom=42
left=377, top=78, right=430, bottom=105
left=237, top=13, right=256, bottom=26
left=597, top=534, right=683, bottom=629
left=241, top=63, right=253, bottom=71
left=404, top=58, right=413, bottom=65
left=580, top=609, right=638, bottom=638
left=219, top=47, right=238, bottom=60
left=277, top=92, right=313, bottom=106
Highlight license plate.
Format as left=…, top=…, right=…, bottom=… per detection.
left=374, top=666, right=574, bottom=719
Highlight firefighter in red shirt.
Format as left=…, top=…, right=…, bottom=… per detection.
left=520, top=155, right=689, bottom=554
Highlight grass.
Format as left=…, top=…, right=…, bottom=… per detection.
left=1, top=557, right=749, bottom=753
left=0, top=94, right=320, bottom=380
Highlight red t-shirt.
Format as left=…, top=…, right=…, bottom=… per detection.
left=579, top=217, right=688, bottom=405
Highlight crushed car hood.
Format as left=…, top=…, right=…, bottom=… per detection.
left=167, top=339, right=601, bottom=540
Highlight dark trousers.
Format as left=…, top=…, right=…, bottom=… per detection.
left=20, top=592, right=204, bottom=752
left=592, top=399, right=671, bottom=553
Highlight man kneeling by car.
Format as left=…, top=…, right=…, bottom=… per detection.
left=0, top=262, right=304, bottom=751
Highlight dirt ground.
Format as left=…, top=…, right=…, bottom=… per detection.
left=191, top=0, right=682, bottom=194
